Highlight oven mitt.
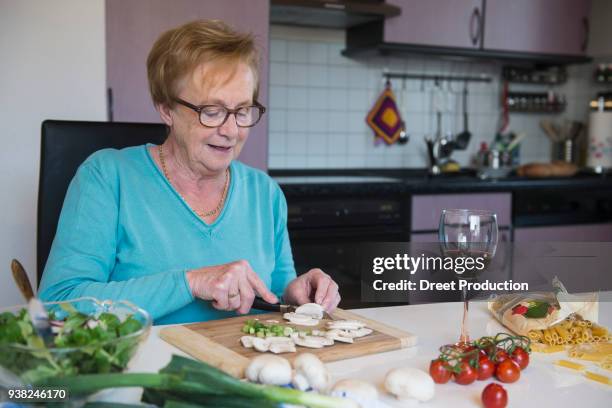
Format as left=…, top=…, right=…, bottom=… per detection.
left=366, top=81, right=405, bottom=145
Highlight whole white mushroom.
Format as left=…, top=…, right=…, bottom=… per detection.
left=384, top=367, right=435, bottom=403
left=291, top=353, right=331, bottom=392
left=245, top=354, right=292, bottom=386
left=331, top=379, right=379, bottom=400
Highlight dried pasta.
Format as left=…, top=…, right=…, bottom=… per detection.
left=584, top=371, right=612, bottom=386
left=528, top=315, right=610, bottom=347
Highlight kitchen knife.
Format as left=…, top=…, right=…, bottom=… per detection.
left=251, top=296, right=332, bottom=319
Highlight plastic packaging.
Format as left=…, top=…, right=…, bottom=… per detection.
left=488, top=277, right=598, bottom=336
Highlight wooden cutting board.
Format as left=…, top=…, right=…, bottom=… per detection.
left=160, top=308, right=417, bottom=378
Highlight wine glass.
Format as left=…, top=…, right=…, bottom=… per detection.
left=439, top=209, right=498, bottom=346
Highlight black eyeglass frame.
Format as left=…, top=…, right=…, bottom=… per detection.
left=173, top=98, right=266, bottom=128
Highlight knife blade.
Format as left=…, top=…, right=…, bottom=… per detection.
left=251, top=297, right=332, bottom=320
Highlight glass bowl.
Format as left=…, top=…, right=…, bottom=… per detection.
left=0, top=297, right=151, bottom=388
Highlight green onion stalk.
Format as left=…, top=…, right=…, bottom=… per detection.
left=35, top=355, right=358, bottom=408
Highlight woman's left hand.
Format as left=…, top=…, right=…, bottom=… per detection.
left=283, top=268, right=341, bottom=312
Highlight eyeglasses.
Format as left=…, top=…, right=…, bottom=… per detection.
left=173, top=98, right=266, bottom=128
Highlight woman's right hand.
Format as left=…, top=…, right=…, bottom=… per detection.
left=186, top=260, right=278, bottom=314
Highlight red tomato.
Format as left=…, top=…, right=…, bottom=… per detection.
left=496, top=359, right=521, bottom=383
left=461, top=346, right=481, bottom=364
left=493, top=348, right=509, bottom=364
left=454, top=361, right=478, bottom=385
left=482, top=383, right=508, bottom=408
left=477, top=355, right=495, bottom=380
left=511, top=347, right=530, bottom=370
left=429, top=359, right=453, bottom=384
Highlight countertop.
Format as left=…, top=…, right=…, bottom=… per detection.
left=94, top=301, right=612, bottom=407
left=270, top=168, right=612, bottom=195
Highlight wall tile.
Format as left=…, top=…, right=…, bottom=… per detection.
left=327, top=42, right=348, bottom=66
left=307, top=111, right=328, bottom=133
left=269, top=62, right=287, bottom=86
left=308, top=42, right=328, bottom=65
left=307, top=133, right=328, bottom=155
left=328, top=66, right=349, bottom=88
left=308, top=88, right=328, bottom=110
left=270, top=39, right=287, bottom=62
left=287, top=40, right=310, bottom=64
left=287, top=110, right=309, bottom=134
left=268, top=26, right=595, bottom=169
left=287, top=64, right=309, bottom=87
left=307, top=65, right=328, bottom=87
left=327, top=111, right=348, bottom=133
left=268, top=132, right=286, bottom=155
left=269, top=86, right=287, bottom=109
left=269, top=110, right=286, bottom=132
left=327, top=133, right=347, bottom=154
left=287, top=88, right=308, bottom=110
left=328, top=89, right=348, bottom=110
left=286, top=132, right=308, bottom=155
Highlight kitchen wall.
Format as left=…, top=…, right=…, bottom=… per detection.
left=0, top=0, right=107, bottom=308
left=268, top=25, right=597, bottom=169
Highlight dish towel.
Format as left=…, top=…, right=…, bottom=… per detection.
left=366, top=80, right=405, bottom=145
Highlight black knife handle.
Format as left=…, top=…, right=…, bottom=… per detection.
left=252, top=296, right=281, bottom=312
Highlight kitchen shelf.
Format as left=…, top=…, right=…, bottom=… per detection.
left=502, top=66, right=567, bottom=85
left=506, top=92, right=566, bottom=114
left=343, top=41, right=593, bottom=67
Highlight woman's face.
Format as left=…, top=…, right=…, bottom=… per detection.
left=160, top=62, right=256, bottom=176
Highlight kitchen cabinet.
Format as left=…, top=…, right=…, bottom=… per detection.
left=384, top=0, right=483, bottom=48
left=514, top=223, right=612, bottom=241
left=105, top=0, right=269, bottom=170
left=346, top=0, right=592, bottom=63
left=410, top=193, right=512, bottom=232
left=587, top=0, right=612, bottom=57
left=483, top=0, right=591, bottom=56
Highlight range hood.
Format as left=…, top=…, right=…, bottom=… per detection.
left=270, top=0, right=401, bottom=29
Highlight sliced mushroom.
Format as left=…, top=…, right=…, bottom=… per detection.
left=252, top=337, right=270, bottom=352
left=283, top=312, right=319, bottom=326
left=295, top=303, right=324, bottom=320
left=325, top=329, right=354, bottom=343
left=269, top=342, right=296, bottom=354
left=293, top=336, right=327, bottom=348
left=240, top=335, right=257, bottom=348
left=326, top=320, right=366, bottom=331
left=350, top=328, right=373, bottom=338
left=267, top=336, right=293, bottom=343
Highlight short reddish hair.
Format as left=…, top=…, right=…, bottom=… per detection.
left=147, top=19, right=260, bottom=106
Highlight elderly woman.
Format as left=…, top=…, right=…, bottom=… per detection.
left=39, top=20, right=340, bottom=324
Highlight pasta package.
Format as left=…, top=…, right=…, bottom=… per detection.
left=488, top=277, right=599, bottom=337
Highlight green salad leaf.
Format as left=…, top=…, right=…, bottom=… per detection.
left=0, top=305, right=144, bottom=385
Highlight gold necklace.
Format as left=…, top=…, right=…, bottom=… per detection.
left=158, top=144, right=229, bottom=218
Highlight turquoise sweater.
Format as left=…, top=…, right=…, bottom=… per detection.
left=39, top=145, right=296, bottom=325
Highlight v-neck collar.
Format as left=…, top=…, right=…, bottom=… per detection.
left=143, top=143, right=235, bottom=229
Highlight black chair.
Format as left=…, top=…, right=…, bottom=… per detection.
left=37, top=120, right=167, bottom=287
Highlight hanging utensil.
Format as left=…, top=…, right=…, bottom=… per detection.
left=397, top=79, right=409, bottom=145
left=454, top=83, right=471, bottom=150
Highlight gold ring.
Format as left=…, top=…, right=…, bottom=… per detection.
left=228, top=293, right=240, bottom=298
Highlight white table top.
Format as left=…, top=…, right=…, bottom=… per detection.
left=99, top=301, right=612, bottom=407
